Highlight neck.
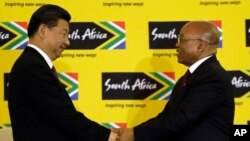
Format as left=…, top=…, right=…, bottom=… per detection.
left=29, top=38, right=54, bottom=61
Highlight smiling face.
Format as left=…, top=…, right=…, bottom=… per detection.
left=175, top=21, right=219, bottom=67
left=27, top=4, right=71, bottom=61
left=42, top=19, right=70, bottom=61
left=176, top=25, right=202, bottom=66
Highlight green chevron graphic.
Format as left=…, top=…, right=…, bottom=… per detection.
left=0, top=22, right=27, bottom=50
left=99, top=22, right=125, bottom=49
left=102, top=122, right=127, bottom=128
left=58, top=73, right=78, bottom=100
left=149, top=72, right=175, bottom=100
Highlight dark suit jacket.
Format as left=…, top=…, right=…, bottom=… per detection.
left=134, top=56, right=235, bottom=141
left=8, top=47, right=110, bottom=141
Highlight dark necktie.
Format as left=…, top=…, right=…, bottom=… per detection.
left=51, top=66, right=58, bottom=78
left=181, top=70, right=191, bottom=86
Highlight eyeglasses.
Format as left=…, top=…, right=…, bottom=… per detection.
left=177, top=35, right=202, bottom=44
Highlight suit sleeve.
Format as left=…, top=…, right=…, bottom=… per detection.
left=21, top=63, right=110, bottom=141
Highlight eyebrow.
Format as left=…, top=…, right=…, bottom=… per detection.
left=63, top=28, right=69, bottom=32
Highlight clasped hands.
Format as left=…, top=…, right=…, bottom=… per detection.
left=108, top=128, right=134, bottom=141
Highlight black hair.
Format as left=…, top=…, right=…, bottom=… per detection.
left=27, top=4, right=71, bottom=37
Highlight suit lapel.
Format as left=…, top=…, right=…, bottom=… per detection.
left=162, top=56, right=218, bottom=113
left=166, top=80, right=189, bottom=112
left=25, top=47, right=73, bottom=103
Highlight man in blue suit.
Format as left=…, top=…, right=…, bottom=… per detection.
left=119, top=21, right=235, bottom=141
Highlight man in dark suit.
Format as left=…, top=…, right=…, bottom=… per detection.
left=119, top=21, right=235, bottom=141
left=8, top=4, right=118, bottom=141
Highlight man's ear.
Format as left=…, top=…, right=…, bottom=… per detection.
left=37, top=24, right=47, bottom=39
left=197, top=40, right=207, bottom=52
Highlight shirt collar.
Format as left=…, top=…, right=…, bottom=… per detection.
left=189, top=55, right=213, bottom=74
left=28, top=43, right=53, bottom=69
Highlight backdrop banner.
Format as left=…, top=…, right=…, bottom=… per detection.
left=0, top=0, right=249, bottom=129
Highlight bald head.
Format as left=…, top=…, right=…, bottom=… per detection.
left=176, top=21, right=220, bottom=66
left=181, top=21, right=220, bottom=46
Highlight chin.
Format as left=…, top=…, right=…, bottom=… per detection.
left=57, top=54, right=62, bottom=58
left=177, top=59, right=182, bottom=63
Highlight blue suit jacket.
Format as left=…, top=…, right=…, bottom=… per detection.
left=8, top=47, right=110, bottom=141
left=134, top=56, right=235, bottom=141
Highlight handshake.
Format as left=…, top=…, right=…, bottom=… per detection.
left=108, top=128, right=134, bottom=141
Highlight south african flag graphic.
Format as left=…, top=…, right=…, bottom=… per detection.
left=102, top=122, right=127, bottom=128
left=0, top=22, right=28, bottom=50
left=58, top=72, right=79, bottom=100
